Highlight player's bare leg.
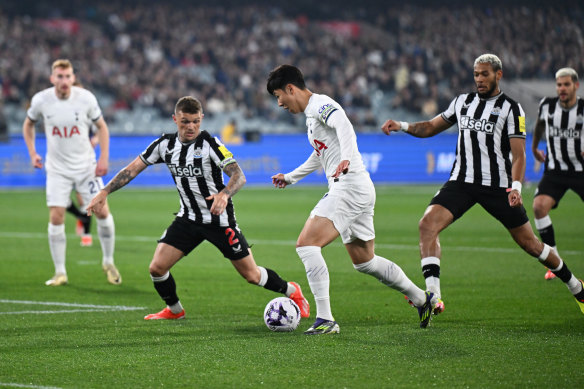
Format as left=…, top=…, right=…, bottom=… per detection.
left=144, top=243, right=185, bottom=320
left=509, top=222, right=584, bottom=313
left=231, top=250, right=309, bottom=317
left=533, top=194, right=558, bottom=280
left=418, top=204, right=452, bottom=313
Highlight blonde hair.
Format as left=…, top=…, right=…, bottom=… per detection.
left=474, top=54, right=502, bottom=72
left=555, top=67, right=578, bottom=83
left=51, top=59, right=74, bottom=72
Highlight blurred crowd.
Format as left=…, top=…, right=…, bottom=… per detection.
left=0, top=1, right=582, bottom=132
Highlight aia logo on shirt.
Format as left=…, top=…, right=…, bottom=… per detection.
left=52, top=126, right=81, bottom=137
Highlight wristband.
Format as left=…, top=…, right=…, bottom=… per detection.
left=511, top=181, right=522, bottom=194
left=399, top=121, right=409, bottom=132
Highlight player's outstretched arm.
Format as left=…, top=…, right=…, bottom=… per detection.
left=87, top=156, right=147, bottom=215
left=381, top=115, right=451, bottom=138
left=206, top=161, right=245, bottom=215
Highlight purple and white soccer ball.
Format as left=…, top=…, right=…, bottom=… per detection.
left=263, top=297, right=301, bottom=332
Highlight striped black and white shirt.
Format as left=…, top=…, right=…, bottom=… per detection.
left=441, top=92, right=526, bottom=188
left=537, top=96, right=584, bottom=173
left=140, top=130, right=237, bottom=227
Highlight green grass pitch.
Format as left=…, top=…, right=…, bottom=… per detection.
left=0, top=184, right=582, bottom=388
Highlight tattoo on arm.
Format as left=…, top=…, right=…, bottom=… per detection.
left=104, top=168, right=135, bottom=194
left=222, top=162, right=246, bottom=197
left=408, top=121, right=437, bottom=138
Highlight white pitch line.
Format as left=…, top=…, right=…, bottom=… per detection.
left=0, top=299, right=145, bottom=310
left=0, top=309, right=138, bottom=315
left=0, top=299, right=145, bottom=316
left=0, top=383, right=61, bottom=389
left=0, top=231, right=581, bottom=255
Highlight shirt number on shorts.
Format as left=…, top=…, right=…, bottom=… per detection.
left=88, top=179, right=101, bottom=195
left=225, top=228, right=240, bottom=246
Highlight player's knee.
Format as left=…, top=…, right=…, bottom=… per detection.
left=532, top=200, right=547, bottom=219
left=149, top=263, right=167, bottom=277
left=418, top=215, right=436, bottom=238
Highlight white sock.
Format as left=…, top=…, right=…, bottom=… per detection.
left=285, top=282, right=296, bottom=297
left=168, top=301, right=184, bottom=314
left=257, top=266, right=268, bottom=287
left=48, top=223, right=67, bottom=275
left=551, top=260, right=582, bottom=294
left=421, top=256, right=441, bottom=298
left=296, top=246, right=333, bottom=321
left=353, top=255, right=426, bottom=306
left=534, top=215, right=552, bottom=230
left=97, top=213, right=115, bottom=266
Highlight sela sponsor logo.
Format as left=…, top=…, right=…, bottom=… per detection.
left=548, top=126, right=581, bottom=138
left=460, top=116, right=495, bottom=134
left=167, top=163, right=203, bottom=177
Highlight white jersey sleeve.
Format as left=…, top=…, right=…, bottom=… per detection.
left=303, top=94, right=366, bottom=181
left=284, top=150, right=321, bottom=184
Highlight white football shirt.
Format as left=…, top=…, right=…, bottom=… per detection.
left=303, top=93, right=366, bottom=181
left=27, top=86, right=101, bottom=175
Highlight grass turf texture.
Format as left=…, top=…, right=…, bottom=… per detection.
left=0, top=185, right=582, bottom=388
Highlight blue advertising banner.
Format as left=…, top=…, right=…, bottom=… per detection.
left=0, top=133, right=544, bottom=187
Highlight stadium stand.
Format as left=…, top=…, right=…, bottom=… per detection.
left=1, top=0, right=583, bottom=134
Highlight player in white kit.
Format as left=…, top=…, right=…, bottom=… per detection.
left=267, top=65, right=440, bottom=333
left=22, top=59, right=120, bottom=286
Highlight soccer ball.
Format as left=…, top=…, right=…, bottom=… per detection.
left=263, top=297, right=301, bottom=332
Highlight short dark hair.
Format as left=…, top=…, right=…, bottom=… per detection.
left=266, top=65, right=306, bottom=95
left=175, top=96, right=202, bottom=114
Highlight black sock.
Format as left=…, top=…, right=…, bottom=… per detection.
left=67, top=203, right=91, bottom=232
left=263, top=268, right=288, bottom=294
left=422, top=264, right=440, bottom=280
left=66, top=203, right=85, bottom=218
left=551, top=262, right=573, bottom=283
left=82, top=216, right=92, bottom=234
left=537, top=225, right=556, bottom=247
left=153, top=272, right=179, bottom=306
left=574, top=286, right=584, bottom=301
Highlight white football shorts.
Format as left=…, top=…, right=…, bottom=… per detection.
left=310, top=171, right=376, bottom=244
left=46, top=166, right=104, bottom=209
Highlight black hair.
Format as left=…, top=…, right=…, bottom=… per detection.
left=266, top=64, right=306, bottom=95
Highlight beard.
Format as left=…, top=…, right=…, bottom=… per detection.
left=477, top=82, right=497, bottom=99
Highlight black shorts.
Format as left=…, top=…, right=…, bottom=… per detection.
left=429, top=181, right=529, bottom=229
left=535, top=171, right=584, bottom=209
left=158, top=217, right=250, bottom=260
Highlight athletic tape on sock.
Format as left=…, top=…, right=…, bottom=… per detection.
left=534, top=215, right=552, bottom=230
left=538, top=244, right=551, bottom=261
